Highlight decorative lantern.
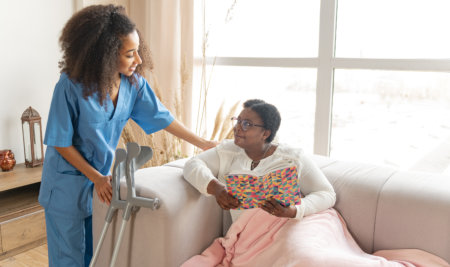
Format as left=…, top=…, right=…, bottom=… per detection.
left=21, top=106, right=44, bottom=167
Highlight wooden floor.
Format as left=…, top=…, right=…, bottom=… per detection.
left=0, top=244, right=48, bottom=267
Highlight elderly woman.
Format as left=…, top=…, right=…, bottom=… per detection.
left=181, top=99, right=338, bottom=267
left=183, top=99, right=336, bottom=223
left=181, top=99, right=450, bottom=267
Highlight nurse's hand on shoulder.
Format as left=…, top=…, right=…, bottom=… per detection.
left=201, top=140, right=219, bottom=151
left=94, top=175, right=112, bottom=205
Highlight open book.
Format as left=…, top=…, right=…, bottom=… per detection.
left=225, top=166, right=301, bottom=210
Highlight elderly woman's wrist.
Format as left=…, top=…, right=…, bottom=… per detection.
left=207, top=179, right=223, bottom=195
left=289, top=206, right=297, bottom=218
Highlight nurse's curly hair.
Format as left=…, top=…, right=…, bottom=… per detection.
left=244, top=99, right=281, bottom=143
left=58, top=4, right=152, bottom=106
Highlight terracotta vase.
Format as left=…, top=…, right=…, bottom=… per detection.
left=0, top=150, right=16, bottom=172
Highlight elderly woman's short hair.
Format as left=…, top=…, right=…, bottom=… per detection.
left=243, top=99, right=281, bottom=143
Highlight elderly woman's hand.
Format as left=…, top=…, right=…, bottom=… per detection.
left=207, top=179, right=240, bottom=210
left=260, top=197, right=297, bottom=218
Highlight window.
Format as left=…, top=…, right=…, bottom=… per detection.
left=336, top=0, right=450, bottom=58
left=193, top=0, right=450, bottom=173
left=195, top=0, right=320, bottom=58
left=193, top=0, right=320, bottom=152
left=332, top=69, right=450, bottom=170
left=331, top=0, right=450, bottom=171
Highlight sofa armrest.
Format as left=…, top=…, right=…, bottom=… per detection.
left=374, top=171, right=450, bottom=263
left=93, top=165, right=223, bottom=267
left=312, top=155, right=450, bottom=262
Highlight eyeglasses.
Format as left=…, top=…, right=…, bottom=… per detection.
left=231, top=117, right=265, bottom=131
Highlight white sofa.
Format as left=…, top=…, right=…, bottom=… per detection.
left=92, top=155, right=450, bottom=267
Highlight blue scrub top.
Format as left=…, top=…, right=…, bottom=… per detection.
left=38, top=73, right=174, bottom=218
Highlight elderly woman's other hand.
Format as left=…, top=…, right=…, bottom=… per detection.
left=207, top=179, right=240, bottom=210
left=260, top=197, right=297, bottom=218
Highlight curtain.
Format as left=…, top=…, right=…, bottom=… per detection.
left=125, top=0, right=194, bottom=166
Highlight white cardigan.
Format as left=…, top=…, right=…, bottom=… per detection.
left=183, top=140, right=336, bottom=222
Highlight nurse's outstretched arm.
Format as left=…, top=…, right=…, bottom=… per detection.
left=164, top=119, right=218, bottom=150
left=54, top=146, right=113, bottom=204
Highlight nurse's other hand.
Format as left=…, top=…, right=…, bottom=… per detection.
left=94, top=175, right=112, bottom=205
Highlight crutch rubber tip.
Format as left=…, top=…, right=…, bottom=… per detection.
left=153, top=198, right=161, bottom=209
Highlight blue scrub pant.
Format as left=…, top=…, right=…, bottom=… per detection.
left=45, top=211, right=93, bottom=267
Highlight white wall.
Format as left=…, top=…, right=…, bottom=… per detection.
left=0, top=0, right=74, bottom=163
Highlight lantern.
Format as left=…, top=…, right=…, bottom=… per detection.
left=21, top=106, right=44, bottom=167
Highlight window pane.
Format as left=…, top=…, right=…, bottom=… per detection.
left=336, top=0, right=450, bottom=58
left=194, top=0, right=320, bottom=58
left=332, top=69, right=450, bottom=172
left=193, top=65, right=317, bottom=153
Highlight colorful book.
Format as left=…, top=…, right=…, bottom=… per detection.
left=225, top=166, right=301, bottom=210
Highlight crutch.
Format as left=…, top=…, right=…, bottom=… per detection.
left=109, top=142, right=160, bottom=267
left=90, top=143, right=160, bottom=267
left=90, top=148, right=128, bottom=267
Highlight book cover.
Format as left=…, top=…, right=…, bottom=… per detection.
left=225, top=166, right=301, bottom=210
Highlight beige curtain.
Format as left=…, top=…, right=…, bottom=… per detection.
left=80, top=0, right=195, bottom=166
left=126, top=0, right=194, bottom=166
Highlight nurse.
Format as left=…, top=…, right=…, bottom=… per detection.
left=38, top=5, right=216, bottom=267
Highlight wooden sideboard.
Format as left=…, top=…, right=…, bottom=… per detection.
left=0, top=164, right=46, bottom=260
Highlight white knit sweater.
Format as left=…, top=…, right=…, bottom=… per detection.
left=183, top=140, right=336, bottom=222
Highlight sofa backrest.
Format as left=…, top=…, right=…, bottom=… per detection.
left=312, top=155, right=450, bottom=263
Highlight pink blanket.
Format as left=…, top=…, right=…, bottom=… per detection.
left=181, top=209, right=449, bottom=267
